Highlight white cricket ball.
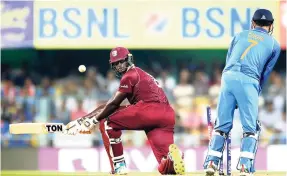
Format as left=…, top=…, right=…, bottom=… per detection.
left=78, top=65, right=86, bottom=73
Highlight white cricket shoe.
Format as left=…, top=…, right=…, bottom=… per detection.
left=114, top=161, right=128, bottom=175
left=204, top=161, right=217, bottom=176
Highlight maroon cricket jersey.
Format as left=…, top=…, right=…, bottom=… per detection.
left=118, top=67, right=169, bottom=105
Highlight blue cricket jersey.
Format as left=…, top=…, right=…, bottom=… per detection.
left=223, top=27, right=281, bottom=92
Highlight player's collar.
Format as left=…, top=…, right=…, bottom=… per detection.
left=127, top=64, right=135, bottom=71
left=253, top=27, right=268, bottom=33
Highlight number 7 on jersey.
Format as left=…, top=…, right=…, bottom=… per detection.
left=241, top=40, right=258, bottom=60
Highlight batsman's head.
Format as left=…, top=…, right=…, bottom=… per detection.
left=251, top=9, right=274, bottom=34
left=109, top=47, right=134, bottom=77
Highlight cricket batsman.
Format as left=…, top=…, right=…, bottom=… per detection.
left=65, top=47, right=185, bottom=175
left=203, top=9, right=281, bottom=176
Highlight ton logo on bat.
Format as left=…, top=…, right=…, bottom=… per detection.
left=45, top=124, right=63, bottom=133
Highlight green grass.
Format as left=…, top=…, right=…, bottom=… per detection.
left=1, top=171, right=286, bottom=176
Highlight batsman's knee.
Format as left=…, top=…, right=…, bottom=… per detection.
left=99, top=119, right=113, bottom=133
left=100, top=120, right=122, bottom=139
left=158, top=157, right=174, bottom=175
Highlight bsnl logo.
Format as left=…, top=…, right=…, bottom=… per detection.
left=38, top=8, right=128, bottom=39
left=43, top=124, right=63, bottom=133
left=38, top=7, right=257, bottom=39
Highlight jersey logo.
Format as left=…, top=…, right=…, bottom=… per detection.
left=120, top=85, right=128, bottom=88
left=112, top=50, right=117, bottom=56
left=261, top=15, right=266, bottom=20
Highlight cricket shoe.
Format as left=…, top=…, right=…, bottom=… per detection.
left=113, top=161, right=128, bottom=175
left=168, top=144, right=185, bottom=175
left=204, top=161, right=217, bottom=176
left=239, top=164, right=254, bottom=176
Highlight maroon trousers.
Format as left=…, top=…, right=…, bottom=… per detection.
left=99, top=101, right=175, bottom=172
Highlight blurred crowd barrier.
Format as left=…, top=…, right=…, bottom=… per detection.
left=1, top=65, right=286, bottom=148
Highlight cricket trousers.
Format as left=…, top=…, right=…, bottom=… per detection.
left=99, top=101, right=175, bottom=173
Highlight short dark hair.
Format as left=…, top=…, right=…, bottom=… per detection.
left=253, top=20, right=273, bottom=27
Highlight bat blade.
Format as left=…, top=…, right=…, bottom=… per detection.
left=9, top=123, right=65, bottom=134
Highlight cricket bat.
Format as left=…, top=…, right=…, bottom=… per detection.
left=9, top=123, right=92, bottom=135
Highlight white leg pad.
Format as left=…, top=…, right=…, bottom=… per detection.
left=240, top=151, right=255, bottom=160
left=208, top=150, right=223, bottom=158
left=112, top=155, right=125, bottom=163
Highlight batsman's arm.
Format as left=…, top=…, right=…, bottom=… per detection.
left=77, top=91, right=128, bottom=125
left=81, top=91, right=120, bottom=120
left=75, top=103, right=106, bottom=126
left=78, top=73, right=134, bottom=127
left=94, top=91, right=128, bottom=121
left=81, top=103, right=106, bottom=119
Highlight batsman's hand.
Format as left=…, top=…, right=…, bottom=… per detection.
left=82, top=117, right=99, bottom=132
left=64, top=119, right=82, bottom=135
left=64, top=117, right=99, bottom=135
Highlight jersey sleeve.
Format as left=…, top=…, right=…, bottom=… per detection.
left=225, top=34, right=238, bottom=63
left=259, top=40, right=281, bottom=92
left=118, top=72, right=137, bottom=93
